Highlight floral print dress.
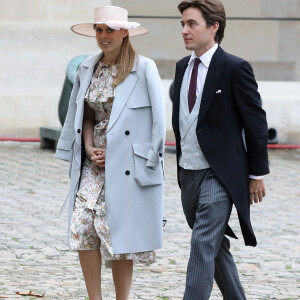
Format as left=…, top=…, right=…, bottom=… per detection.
left=69, top=60, right=156, bottom=267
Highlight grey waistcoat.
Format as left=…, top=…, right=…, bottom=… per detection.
left=179, top=66, right=210, bottom=170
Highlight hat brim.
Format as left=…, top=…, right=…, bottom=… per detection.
left=71, top=23, right=149, bottom=37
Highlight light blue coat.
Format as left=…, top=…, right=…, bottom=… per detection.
left=55, top=53, right=165, bottom=254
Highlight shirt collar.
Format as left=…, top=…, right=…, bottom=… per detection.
left=188, top=43, right=219, bottom=68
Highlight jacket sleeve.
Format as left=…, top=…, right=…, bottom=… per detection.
left=144, top=59, right=166, bottom=168
left=232, top=60, right=269, bottom=176
left=54, top=66, right=81, bottom=161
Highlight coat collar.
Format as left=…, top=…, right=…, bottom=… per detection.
left=106, top=55, right=139, bottom=131
left=74, top=53, right=104, bottom=111
left=172, top=56, right=190, bottom=140
left=107, top=71, right=138, bottom=131
left=197, top=46, right=227, bottom=125
left=172, top=47, right=227, bottom=139
left=81, top=52, right=138, bottom=73
left=81, top=52, right=103, bottom=68
left=75, top=52, right=139, bottom=135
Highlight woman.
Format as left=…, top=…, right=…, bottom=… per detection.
left=55, top=6, right=165, bottom=300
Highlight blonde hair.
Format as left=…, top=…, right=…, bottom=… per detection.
left=113, top=35, right=137, bottom=86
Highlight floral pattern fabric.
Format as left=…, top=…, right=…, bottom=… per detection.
left=69, top=60, right=156, bottom=267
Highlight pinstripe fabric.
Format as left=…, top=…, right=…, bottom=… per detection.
left=179, top=168, right=246, bottom=300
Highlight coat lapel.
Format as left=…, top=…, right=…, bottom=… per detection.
left=74, top=52, right=103, bottom=132
left=172, top=56, right=190, bottom=139
left=76, top=53, right=103, bottom=105
left=197, top=47, right=227, bottom=125
left=107, top=61, right=138, bottom=132
left=74, top=53, right=102, bottom=166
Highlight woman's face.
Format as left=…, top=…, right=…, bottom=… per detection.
left=95, top=24, right=128, bottom=58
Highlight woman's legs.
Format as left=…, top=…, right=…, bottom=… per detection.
left=78, top=250, right=102, bottom=300
left=79, top=250, right=133, bottom=300
left=111, top=260, right=133, bottom=300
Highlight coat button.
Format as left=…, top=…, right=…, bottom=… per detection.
left=159, top=153, right=162, bottom=157
left=125, top=130, right=130, bottom=135
left=77, top=129, right=81, bottom=133
left=125, top=170, right=130, bottom=175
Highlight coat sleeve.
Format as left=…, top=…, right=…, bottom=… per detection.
left=144, top=59, right=166, bottom=168
left=54, top=66, right=81, bottom=161
left=232, top=60, right=269, bottom=176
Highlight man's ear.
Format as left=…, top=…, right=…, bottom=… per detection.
left=211, top=22, right=219, bottom=35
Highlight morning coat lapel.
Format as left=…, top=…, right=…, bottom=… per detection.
left=197, top=46, right=227, bottom=125
left=107, top=60, right=138, bottom=132
left=172, top=56, right=190, bottom=138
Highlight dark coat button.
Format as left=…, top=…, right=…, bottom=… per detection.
left=159, top=153, right=162, bottom=157
left=125, top=130, right=130, bottom=135
left=125, top=170, right=130, bottom=175
left=77, top=129, right=81, bottom=133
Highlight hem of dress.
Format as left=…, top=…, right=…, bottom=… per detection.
left=69, top=247, right=100, bottom=251
left=104, top=257, right=157, bottom=269
left=68, top=248, right=157, bottom=269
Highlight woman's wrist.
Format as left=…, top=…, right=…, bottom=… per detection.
left=85, top=145, right=94, bottom=159
left=85, top=144, right=93, bottom=151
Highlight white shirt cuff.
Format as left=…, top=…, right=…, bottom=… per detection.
left=249, top=175, right=264, bottom=180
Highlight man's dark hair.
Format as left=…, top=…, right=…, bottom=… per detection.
left=178, top=0, right=226, bottom=44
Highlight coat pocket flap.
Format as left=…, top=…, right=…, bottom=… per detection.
left=132, top=141, right=163, bottom=187
left=127, top=97, right=151, bottom=108
left=132, top=141, right=152, bottom=159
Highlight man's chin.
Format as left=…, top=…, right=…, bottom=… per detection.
left=185, top=44, right=195, bottom=51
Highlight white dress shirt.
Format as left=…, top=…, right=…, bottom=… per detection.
left=186, top=43, right=218, bottom=101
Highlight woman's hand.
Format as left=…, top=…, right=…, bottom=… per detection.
left=85, top=145, right=106, bottom=167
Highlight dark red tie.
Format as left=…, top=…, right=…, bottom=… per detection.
left=188, top=58, right=201, bottom=113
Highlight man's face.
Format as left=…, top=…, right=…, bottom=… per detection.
left=181, top=7, right=218, bottom=55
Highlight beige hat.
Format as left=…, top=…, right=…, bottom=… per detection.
left=71, top=6, right=149, bottom=37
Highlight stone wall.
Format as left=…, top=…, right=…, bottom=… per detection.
left=0, top=0, right=111, bottom=137
left=0, top=0, right=299, bottom=143
left=113, top=0, right=300, bottom=81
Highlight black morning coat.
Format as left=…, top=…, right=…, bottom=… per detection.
left=172, top=46, right=270, bottom=246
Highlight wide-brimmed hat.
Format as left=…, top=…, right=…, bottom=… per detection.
left=71, top=6, right=149, bottom=37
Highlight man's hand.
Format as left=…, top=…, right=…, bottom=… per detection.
left=249, top=178, right=266, bottom=205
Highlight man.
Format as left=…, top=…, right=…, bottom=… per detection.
left=172, top=0, right=270, bottom=299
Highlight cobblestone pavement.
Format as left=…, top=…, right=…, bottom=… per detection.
left=0, top=141, right=299, bottom=300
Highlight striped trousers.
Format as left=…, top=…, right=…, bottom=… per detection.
left=179, top=167, right=247, bottom=300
